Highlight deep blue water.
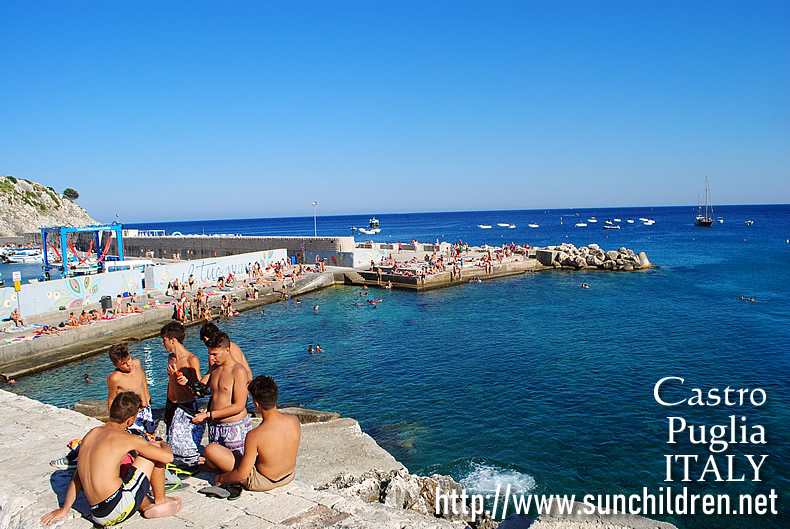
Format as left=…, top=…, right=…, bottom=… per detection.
left=7, top=205, right=789, bottom=529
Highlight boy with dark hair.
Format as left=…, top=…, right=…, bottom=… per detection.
left=41, top=392, right=181, bottom=526
left=214, top=376, right=301, bottom=491
left=199, top=322, right=252, bottom=382
left=160, top=321, right=201, bottom=434
left=107, top=343, right=154, bottom=435
left=193, top=331, right=251, bottom=469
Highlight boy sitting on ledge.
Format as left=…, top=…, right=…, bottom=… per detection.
left=214, top=375, right=301, bottom=491
left=41, top=392, right=181, bottom=526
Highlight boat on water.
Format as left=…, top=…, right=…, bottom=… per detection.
left=603, top=224, right=620, bottom=229
left=627, top=219, right=635, bottom=223
left=508, top=224, right=516, bottom=229
left=745, top=220, right=754, bottom=226
left=695, top=176, right=714, bottom=227
left=717, top=217, right=724, bottom=223
left=587, top=217, right=597, bottom=223
left=575, top=222, right=588, bottom=227
left=478, top=224, right=492, bottom=229
left=604, top=219, right=613, bottom=225
left=497, top=223, right=510, bottom=227
left=359, top=217, right=381, bottom=234
left=614, top=218, right=622, bottom=222
left=638, top=217, right=649, bottom=222
left=528, top=223, right=539, bottom=228
left=4, top=248, right=46, bottom=264
left=643, top=219, right=655, bottom=225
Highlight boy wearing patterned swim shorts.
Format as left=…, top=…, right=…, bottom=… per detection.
left=191, top=331, right=251, bottom=470
left=41, top=392, right=181, bottom=526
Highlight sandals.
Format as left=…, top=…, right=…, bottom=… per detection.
left=197, top=483, right=242, bottom=500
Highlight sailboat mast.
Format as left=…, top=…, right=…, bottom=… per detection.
left=705, top=176, right=709, bottom=220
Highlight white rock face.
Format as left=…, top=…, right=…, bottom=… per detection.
left=0, top=176, right=98, bottom=237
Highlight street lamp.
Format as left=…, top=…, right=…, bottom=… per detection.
left=312, top=201, right=318, bottom=237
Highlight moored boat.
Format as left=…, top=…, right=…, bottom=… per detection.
left=695, top=176, right=714, bottom=227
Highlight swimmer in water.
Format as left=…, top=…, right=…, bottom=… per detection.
left=308, top=345, right=314, bottom=354
left=315, top=345, right=323, bottom=353
left=84, top=373, right=91, bottom=383
left=314, top=305, right=319, bottom=311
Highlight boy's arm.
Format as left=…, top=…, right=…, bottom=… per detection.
left=209, top=365, right=249, bottom=420
left=131, top=436, right=174, bottom=465
left=106, top=373, right=119, bottom=412
left=216, top=431, right=258, bottom=486
left=40, top=471, right=82, bottom=525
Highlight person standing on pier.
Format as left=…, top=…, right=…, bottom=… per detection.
left=161, top=322, right=202, bottom=435
left=107, top=344, right=155, bottom=435
left=192, top=331, right=251, bottom=471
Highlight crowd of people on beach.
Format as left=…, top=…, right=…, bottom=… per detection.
left=40, top=320, right=301, bottom=526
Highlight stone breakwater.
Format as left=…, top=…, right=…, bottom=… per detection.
left=536, top=243, right=653, bottom=271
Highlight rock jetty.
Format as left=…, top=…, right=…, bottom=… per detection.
left=536, top=243, right=653, bottom=271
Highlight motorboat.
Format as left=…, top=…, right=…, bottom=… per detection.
left=639, top=217, right=649, bottom=222
left=745, top=220, right=754, bottom=226
left=359, top=227, right=381, bottom=235
left=603, top=224, right=620, bottom=230
left=508, top=224, right=516, bottom=229
left=643, top=219, right=655, bottom=226
left=604, top=220, right=613, bottom=225
left=369, top=217, right=380, bottom=228
left=614, top=218, right=622, bottom=222
left=587, top=217, right=598, bottom=223
left=497, top=223, right=510, bottom=227
left=627, top=219, right=635, bottom=224
left=478, top=225, right=493, bottom=229
left=575, top=222, right=588, bottom=227
left=4, top=248, right=45, bottom=264
left=717, top=217, right=724, bottom=223
left=528, top=223, right=539, bottom=228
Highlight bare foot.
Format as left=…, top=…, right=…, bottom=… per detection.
left=142, top=496, right=182, bottom=519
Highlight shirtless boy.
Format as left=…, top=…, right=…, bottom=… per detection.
left=41, top=392, right=181, bottom=526
left=107, top=344, right=155, bottom=435
left=193, top=331, right=251, bottom=469
left=199, top=322, right=252, bottom=383
left=214, top=376, right=300, bottom=490
left=160, top=321, right=201, bottom=434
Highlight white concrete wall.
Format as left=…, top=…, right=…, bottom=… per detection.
left=0, top=270, right=144, bottom=319
left=143, top=250, right=287, bottom=290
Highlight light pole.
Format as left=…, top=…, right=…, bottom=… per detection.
left=312, top=201, right=318, bottom=237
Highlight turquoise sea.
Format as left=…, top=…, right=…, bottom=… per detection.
left=5, top=205, right=789, bottom=529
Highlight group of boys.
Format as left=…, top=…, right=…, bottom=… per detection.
left=41, top=321, right=301, bottom=527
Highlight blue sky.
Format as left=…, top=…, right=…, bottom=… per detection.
left=1, top=1, right=788, bottom=223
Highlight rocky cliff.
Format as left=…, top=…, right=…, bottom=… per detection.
left=0, top=176, right=98, bottom=237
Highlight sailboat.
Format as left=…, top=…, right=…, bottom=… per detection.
left=695, top=176, right=714, bottom=227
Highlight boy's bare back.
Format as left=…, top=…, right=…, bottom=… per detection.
left=250, top=413, right=301, bottom=481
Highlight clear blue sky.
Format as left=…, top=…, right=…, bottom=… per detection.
left=2, top=1, right=788, bottom=223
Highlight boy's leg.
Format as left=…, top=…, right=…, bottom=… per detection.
left=133, top=452, right=182, bottom=518
left=203, top=442, right=237, bottom=473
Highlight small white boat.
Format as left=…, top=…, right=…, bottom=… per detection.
left=604, top=219, right=613, bottom=225
left=614, top=218, right=622, bottom=222
left=497, top=223, right=510, bottom=227
left=603, top=224, right=620, bottom=230
left=745, top=220, right=754, bottom=226
left=717, top=217, right=724, bottom=223
left=5, top=248, right=45, bottom=264
left=508, top=224, right=516, bottom=229
left=627, top=219, right=635, bottom=223
left=528, top=223, right=539, bottom=228
left=478, top=224, right=492, bottom=229
left=639, top=217, right=649, bottom=222
left=587, top=217, right=598, bottom=223
left=575, top=222, right=588, bottom=227
left=643, top=219, right=655, bottom=226
left=359, top=227, right=381, bottom=235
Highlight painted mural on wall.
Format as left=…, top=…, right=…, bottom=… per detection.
left=144, top=250, right=287, bottom=291
left=352, top=249, right=389, bottom=267
left=0, top=270, right=143, bottom=320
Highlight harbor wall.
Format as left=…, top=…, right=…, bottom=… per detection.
left=143, top=249, right=287, bottom=290
left=121, top=234, right=355, bottom=262
left=0, top=270, right=143, bottom=320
